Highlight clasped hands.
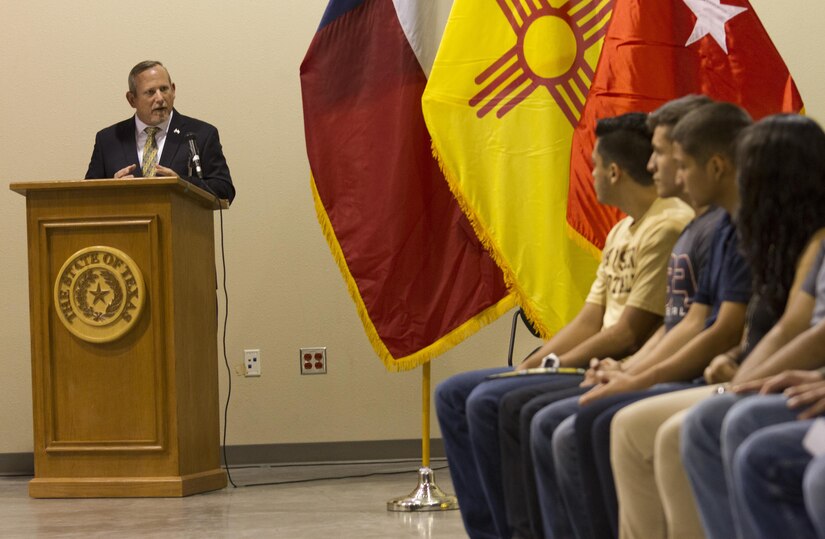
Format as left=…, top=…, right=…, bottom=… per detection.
left=113, top=163, right=178, bottom=179
left=578, top=357, right=645, bottom=406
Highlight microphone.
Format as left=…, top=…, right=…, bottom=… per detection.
left=185, top=132, right=204, bottom=179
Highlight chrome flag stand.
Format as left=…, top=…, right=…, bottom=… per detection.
left=387, top=362, right=459, bottom=512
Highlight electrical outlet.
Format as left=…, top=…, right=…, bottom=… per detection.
left=300, top=347, right=327, bottom=374
left=244, top=349, right=261, bottom=377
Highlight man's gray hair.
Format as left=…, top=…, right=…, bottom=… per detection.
left=128, top=60, right=168, bottom=94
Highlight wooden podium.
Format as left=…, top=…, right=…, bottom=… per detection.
left=10, top=177, right=227, bottom=498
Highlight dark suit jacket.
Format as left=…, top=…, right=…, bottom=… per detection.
left=85, top=109, right=235, bottom=203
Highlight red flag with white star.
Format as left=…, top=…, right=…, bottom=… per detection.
left=567, top=0, right=803, bottom=250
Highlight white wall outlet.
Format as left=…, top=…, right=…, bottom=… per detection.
left=300, top=347, right=327, bottom=374
left=244, top=349, right=261, bottom=377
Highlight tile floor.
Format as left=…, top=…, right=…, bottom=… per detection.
left=0, top=460, right=467, bottom=538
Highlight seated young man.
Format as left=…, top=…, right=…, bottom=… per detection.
left=496, top=94, right=717, bottom=539
left=527, top=102, right=753, bottom=539
left=434, top=112, right=694, bottom=539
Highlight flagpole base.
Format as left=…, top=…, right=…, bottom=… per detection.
left=386, top=467, right=459, bottom=512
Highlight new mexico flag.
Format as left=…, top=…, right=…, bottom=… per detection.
left=423, top=0, right=613, bottom=335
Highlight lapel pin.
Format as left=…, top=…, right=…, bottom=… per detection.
left=173, top=128, right=180, bottom=134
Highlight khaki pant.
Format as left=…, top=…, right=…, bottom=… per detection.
left=611, top=385, right=718, bottom=539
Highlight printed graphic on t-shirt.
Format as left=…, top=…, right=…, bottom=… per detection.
left=666, top=252, right=698, bottom=322
left=603, top=244, right=636, bottom=296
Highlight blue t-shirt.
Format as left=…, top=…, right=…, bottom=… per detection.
left=692, top=212, right=752, bottom=326
left=665, top=206, right=726, bottom=330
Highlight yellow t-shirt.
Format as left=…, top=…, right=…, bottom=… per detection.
left=586, top=197, right=694, bottom=328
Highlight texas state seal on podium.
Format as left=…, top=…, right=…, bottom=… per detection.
left=11, top=177, right=227, bottom=498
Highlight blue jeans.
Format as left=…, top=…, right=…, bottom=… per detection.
left=733, top=418, right=817, bottom=539
left=552, top=413, right=594, bottom=539
left=531, top=395, right=583, bottom=538
left=499, top=383, right=587, bottom=539
left=435, top=368, right=576, bottom=539
left=804, top=449, right=825, bottom=539
left=573, top=384, right=689, bottom=539
left=681, top=392, right=742, bottom=539
left=682, top=393, right=800, bottom=539
left=530, top=385, right=688, bottom=539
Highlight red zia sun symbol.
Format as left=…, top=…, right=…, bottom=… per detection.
left=470, top=0, right=614, bottom=126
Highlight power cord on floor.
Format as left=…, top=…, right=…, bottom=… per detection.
left=196, top=177, right=238, bottom=490
left=237, top=462, right=450, bottom=488
left=215, top=203, right=238, bottom=488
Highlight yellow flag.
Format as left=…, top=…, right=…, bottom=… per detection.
left=423, top=0, right=613, bottom=335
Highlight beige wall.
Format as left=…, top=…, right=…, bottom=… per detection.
left=0, top=1, right=823, bottom=454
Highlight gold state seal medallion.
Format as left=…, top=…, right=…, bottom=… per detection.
left=54, top=246, right=145, bottom=343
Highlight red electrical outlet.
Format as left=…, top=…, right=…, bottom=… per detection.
left=300, top=347, right=327, bottom=374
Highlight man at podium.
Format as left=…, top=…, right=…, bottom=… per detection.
left=85, top=60, right=235, bottom=203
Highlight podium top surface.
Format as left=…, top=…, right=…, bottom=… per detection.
left=9, top=177, right=228, bottom=210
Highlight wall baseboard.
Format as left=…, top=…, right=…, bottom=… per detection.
left=0, top=453, right=33, bottom=476
left=0, top=439, right=446, bottom=476
left=222, top=438, right=445, bottom=466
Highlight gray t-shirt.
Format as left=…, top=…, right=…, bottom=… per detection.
left=802, top=240, right=825, bottom=325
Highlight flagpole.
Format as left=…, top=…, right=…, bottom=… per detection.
left=422, top=359, right=430, bottom=468
left=387, top=361, right=459, bottom=512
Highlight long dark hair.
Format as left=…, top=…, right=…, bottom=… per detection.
left=736, top=114, right=825, bottom=314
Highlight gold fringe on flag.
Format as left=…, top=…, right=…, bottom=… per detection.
left=310, top=175, right=516, bottom=372
left=428, top=143, right=581, bottom=340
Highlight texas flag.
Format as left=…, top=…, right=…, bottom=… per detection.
left=300, top=0, right=514, bottom=371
